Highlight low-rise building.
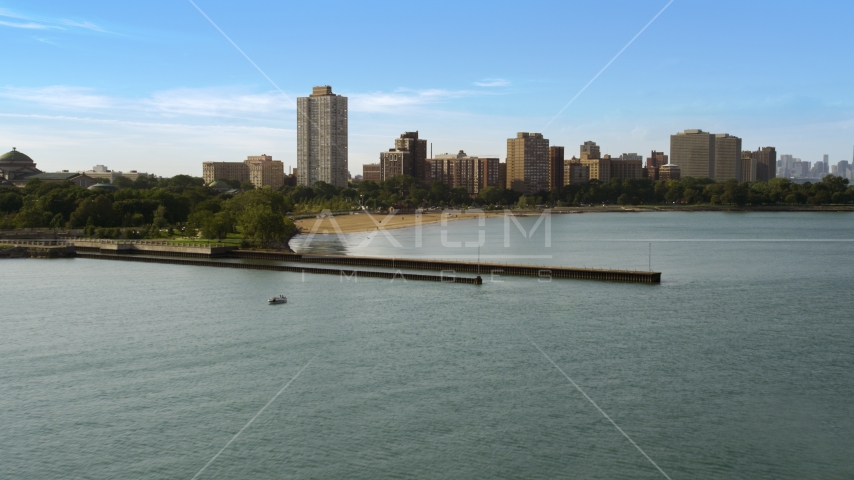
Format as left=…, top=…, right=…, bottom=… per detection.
left=659, top=164, right=681, bottom=181
left=203, top=154, right=283, bottom=188
left=11, top=171, right=98, bottom=188
left=83, top=165, right=150, bottom=182
left=362, top=163, right=382, bottom=183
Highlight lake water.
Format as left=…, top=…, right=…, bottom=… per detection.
left=2, top=212, right=853, bottom=479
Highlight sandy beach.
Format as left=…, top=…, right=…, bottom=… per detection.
left=292, top=204, right=854, bottom=235
left=294, top=211, right=505, bottom=234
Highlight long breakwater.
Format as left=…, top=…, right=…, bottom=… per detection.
left=5, top=239, right=663, bottom=284
left=74, top=253, right=484, bottom=285
left=234, top=251, right=661, bottom=284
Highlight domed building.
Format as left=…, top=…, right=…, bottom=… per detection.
left=1, top=147, right=99, bottom=188
left=0, top=147, right=42, bottom=181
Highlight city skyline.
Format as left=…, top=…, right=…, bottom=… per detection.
left=2, top=0, right=854, bottom=176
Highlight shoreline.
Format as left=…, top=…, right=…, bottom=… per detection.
left=292, top=205, right=854, bottom=235
left=293, top=211, right=509, bottom=235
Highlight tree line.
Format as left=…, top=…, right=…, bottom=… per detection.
left=1, top=174, right=851, bottom=241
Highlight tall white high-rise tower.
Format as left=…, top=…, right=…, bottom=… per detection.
left=297, top=86, right=348, bottom=187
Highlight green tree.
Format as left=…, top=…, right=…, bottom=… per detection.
left=153, top=205, right=168, bottom=228
left=113, top=176, right=134, bottom=189
left=68, top=195, right=116, bottom=228
left=478, top=186, right=503, bottom=205
left=0, top=190, right=23, bottom=213
left=14, top=196, right=49, bottom=228
left=239, top=205, right=296, bottom=244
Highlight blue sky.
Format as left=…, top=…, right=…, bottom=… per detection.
left=2, top=0, right=853, bottom=177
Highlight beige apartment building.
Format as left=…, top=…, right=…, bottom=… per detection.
left=581, top=155, right=610, bottom=183
left=577, top=141, right=609, bottom=183
left=247, top=156, right=285, bottom=189
left=670, top=129, right=716, bottom=179
left=297, top=86, right=348, bottom=187
left=202, top=154, right=283, bottom=188
left=564, top=158, right=590, bottom=186
left=714, top=134, right=742, bottom=181
left=428, top=151, right=501, bottom=196
left=203, top=161, right=249, bottom=184
left=506, top=132, right=549, bottom=193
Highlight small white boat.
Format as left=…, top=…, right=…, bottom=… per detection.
left=268, top=295, right=287, bottom=304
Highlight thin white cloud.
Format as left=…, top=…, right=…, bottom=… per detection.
left=1, top=85, right=489, bottom=118
left=33, top=37, right=60, bottom=46
left=0, top=86, right=297, bottom=118
left=58, top=19, right=106, bottom=32
left=0, top=86, right=115, bottom=109
left=348, top=88, right=481, bottom=113
left=144, top=88, right=295, bottom=117
left=0, top=19, right=57, bottom=29
left=474, top=78, right=510, bottom=87
left=0, top=7, right=106, bottom=33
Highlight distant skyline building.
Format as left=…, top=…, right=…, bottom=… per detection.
left=645, top=150, right=668, bottom=180
left=580, top=141, right=600, bottom=159
left=548, top=146, right=565, bottom=192
left=396, top=132, right=428, bottom=184
left=670, top=129, right=715, bottom=179
left=297, top=86, right=348, bottom=187
left=838, top=160, right=851, bottom=180
left=713, top=134, right=742, bottom=181
left=751, top=147, right=777, bottom=182
left=779, top=154, right=795, bottom=178
left=741, top=151, right=757, bottom=182
left=646, top=150, right=668, bottom=168
left=506, top=132, right=549, bottom=193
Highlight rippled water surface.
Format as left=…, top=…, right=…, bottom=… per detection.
left=2, top=212, right=853, bottom=479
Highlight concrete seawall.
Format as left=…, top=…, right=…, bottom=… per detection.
left=73, top=240, right=236, bottom=257
left=75, top=253, right=484, bottom=285
left=18, top=239, right=661, bottom=284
